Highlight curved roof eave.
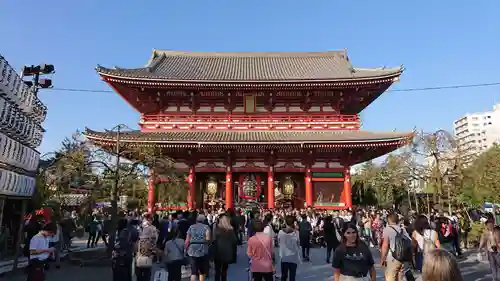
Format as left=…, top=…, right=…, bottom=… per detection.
left=95, top=66, right=403, bottom=84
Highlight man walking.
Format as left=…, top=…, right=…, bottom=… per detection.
left=380, top=213, right=411, bottom=281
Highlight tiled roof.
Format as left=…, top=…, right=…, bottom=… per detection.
left=96, top=50, right=402, bottom=82
left=84, top=129, right=412, bottom=144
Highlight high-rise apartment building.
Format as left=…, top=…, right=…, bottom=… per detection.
left=454, top=104, right=500, bottom=159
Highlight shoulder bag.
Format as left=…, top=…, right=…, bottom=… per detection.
left=136, top=240, right=154, bottom=268
left=255, top=235, right=276, bottom=274
left=171, top=240, right=189, bottom=266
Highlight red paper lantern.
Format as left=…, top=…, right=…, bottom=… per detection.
left=238, top=174, right=261, bottom=200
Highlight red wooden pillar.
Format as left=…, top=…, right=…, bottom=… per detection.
left=344, top=166, right=352, bottom=208
left=187, top=167, right=196, bottom=210
left=267, top=166, right=275, bottom=209
left=305, top=166, right=313, bottom=207
left=225, top=166, right=233, bottom=209
left=147, top=171, right=156, bottom=214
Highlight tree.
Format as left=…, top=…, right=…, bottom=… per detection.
left=32, top=172, right=52, bottom=209
left=411, top=130, right=471, bottom=211
left=465, top=144, right=500, bottom=203
left=41, top=132, right=97, bottom=195
left=34, top=132, right=98, bottom=211
left=64, top=126, right=186, bottom=253
left=376, top=154, right=411, bottom=208
left=351, top=161, right=379, bottom=206
left=351, top=154, right=413, bottom=209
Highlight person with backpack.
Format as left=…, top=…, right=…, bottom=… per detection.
left=112, top=218, right=139, bottom=281
left=411, top=215, right=440, bottom=272
left=379, top=213, right=412, bottom=281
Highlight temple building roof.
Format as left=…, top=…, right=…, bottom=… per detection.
left=96, top=50, right=403, bottom=82
left=84, top=129, right=412, bottom=146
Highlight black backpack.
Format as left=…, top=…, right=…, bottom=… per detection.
left=390, top=226, right=412, bottom=262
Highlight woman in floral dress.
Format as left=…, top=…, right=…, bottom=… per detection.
left=371, top=213, right=384, bottom=248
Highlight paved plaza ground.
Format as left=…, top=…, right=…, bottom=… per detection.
left=0, top=235, right=105, bottom=275
left=4, top=245, right=493, bottom=281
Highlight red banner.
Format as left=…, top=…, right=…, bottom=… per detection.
left=238, top=174, right=261, bottom=200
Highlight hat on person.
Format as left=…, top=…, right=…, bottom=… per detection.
left=197, top=214, right=206, bottom=222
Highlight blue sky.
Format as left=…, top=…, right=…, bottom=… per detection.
left=1, top=0, right=499, bottom=154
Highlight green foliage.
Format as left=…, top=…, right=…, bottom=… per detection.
left=353, top=130, right=500, bottom=209
left=352, top=155, right=411, bottom=208
left=32, top=173, right=51, bottom=209
left=156, top=180, right=188, bottom=205
left=468, top=221, right=485, bottom=246
left=465, top=144, right=500, bottom=203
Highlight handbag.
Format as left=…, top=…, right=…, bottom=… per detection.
left=136, top=240, right=154, bottom=268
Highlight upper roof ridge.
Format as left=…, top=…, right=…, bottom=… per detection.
left=151, top=49, right=347, bottom=58
left=98, top=49, right=402, bottom=82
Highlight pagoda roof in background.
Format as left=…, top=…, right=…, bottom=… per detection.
left=96, top=49, right=403, bottom=82
left=84, top=128, right=412, bottom=146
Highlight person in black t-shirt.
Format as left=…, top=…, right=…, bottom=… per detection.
left=332, top=223, right=376, bottom=281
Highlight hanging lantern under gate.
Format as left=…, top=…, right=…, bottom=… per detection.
left=282, top=176, right=294, bottom=199
left=238, top=173, right=261, bottom=200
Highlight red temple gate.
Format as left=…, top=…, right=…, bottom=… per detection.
left=85, top=50, right=412, bottom=211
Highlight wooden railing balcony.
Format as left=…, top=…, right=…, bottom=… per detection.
left=141, top=113, right=361, bottom=124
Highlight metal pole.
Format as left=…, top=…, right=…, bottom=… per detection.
left=12, top=200, right=28, bottom=270
left=427, top=194, right=431, bottom=215
left=107, top=126, right=121, bottom=252
left=33, top=72, right=40, bottom=92
left=407, top=187, right=412, bottom=211
left=448, top=184, right=452, bottom=214
left=494, top=203, right=497, bottom=225
left=414, top=192, right=419, bottom=214
left=0, top=198, right=5, bottom=230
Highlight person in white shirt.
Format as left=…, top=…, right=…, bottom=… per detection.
left=28, top=223, right=56, bottom=281
left=263, top=213, right=275, bottom=238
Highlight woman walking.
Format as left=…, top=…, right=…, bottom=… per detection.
left=164, top=230, right=186, bottom=281
left=332, top=223, right=376, bottom=281
left=437, top=217, right=455, bottom=255
left=248, top=220, right=275, bottom=281
left=135, top=214, right=159, bottom=281
left=185, top=214, right=211, bottom=281
left=411, top=215, right=440, bottom=272
left=479, top=220, right=499, bottom=281
left=277, top=215, right=300, bottom=281
left=213, top=214, right=238, bottom=281
left=372, top=213, right=384, bottom=248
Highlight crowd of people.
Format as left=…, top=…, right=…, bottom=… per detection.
left=24, top=205, right=494, bottom=281
left=105, top=207, right=472, bottom=281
